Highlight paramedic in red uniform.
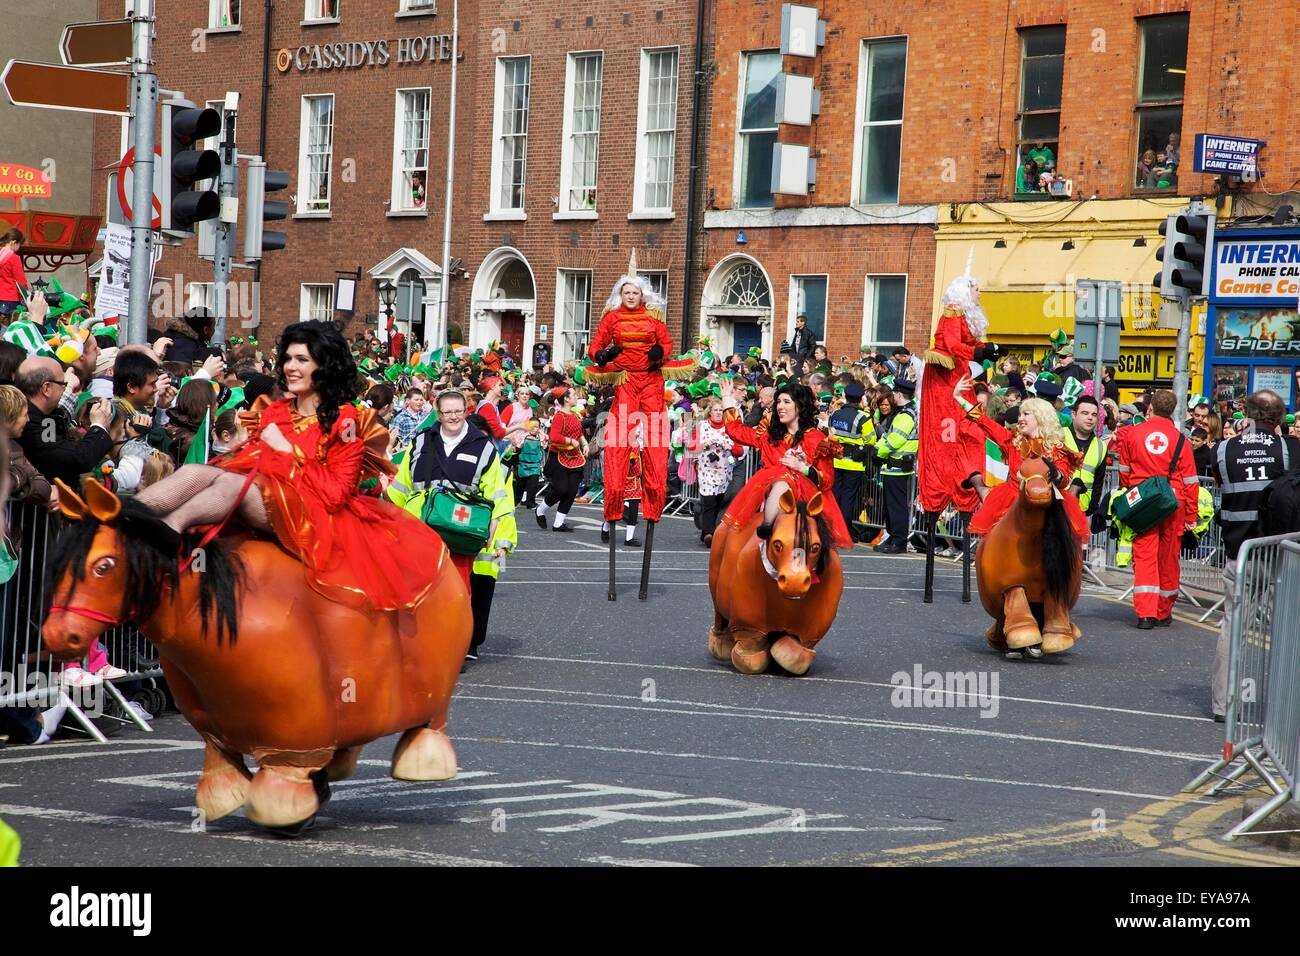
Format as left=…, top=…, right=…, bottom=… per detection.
left=586, top=276, right=676, bottom=526
left=1115, top=389, right=1199, bottom=628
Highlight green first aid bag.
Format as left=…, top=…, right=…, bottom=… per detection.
left=420, top=487, right=493, bottom=557
left=1113, top=433, right=1186, bottom=536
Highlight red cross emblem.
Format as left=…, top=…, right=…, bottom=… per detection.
left=453, top=505, right=471, bottom=525
left=1145, top=432, right=1169, bottom=456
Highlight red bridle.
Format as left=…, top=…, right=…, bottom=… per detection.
left=48, top=605, right=122, bottom=626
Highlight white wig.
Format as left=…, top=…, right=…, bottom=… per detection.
left=942, top=275, right=989, bottom=341
left=604, top=274, right=666, bottom=315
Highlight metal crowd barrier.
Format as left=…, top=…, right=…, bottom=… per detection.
left=0, top=500, right=156, bottom=744
left=1184, top=532, right=1300, bottom=802
left=1226, top=539, right=1300, bottom=839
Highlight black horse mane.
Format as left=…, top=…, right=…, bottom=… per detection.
left=46, top=498, right=243, bottom=644
left=792, top=502, right=834, bottom=577
left=1039, top=496, right=1081, bottom=607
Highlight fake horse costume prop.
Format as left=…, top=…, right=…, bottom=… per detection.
left=585, top=250, right=696, bottom=601
left=708, top=489, right=843, bottom=675
left=43, top=479, right=472, bottom=833
left=966, top=401, right=1088, bottom=655
left=974, top=458, right=1085, bottom=654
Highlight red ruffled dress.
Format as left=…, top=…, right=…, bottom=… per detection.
left=720, top=412, right=854, bottom=548
left=217, top=397, right=449, bottom=612
left=967, top=412, right=1089, bottom=541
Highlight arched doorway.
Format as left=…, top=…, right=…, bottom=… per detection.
left=700, top=256, right=775, bottom=359
left=470, top=247, right=537, bottom=366
left=395, top=268, right=426, bottom=343
left=369, top=247, right=441, bottom=348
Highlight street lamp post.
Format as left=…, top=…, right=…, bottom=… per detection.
left=379, top=280, right=397, bottom=364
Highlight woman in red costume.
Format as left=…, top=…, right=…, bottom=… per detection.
left=717, top=378, right=853, bottom=548
left=954, top=375, right=1089, bottom=542
left=135, top=320, right=448, bottom=612
left=586, top=263, right=695, bottom=527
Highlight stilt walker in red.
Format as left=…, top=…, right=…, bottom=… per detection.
left=586, top=251, right=695, bottom=601
left=916, top=257, right=1004, bottom=600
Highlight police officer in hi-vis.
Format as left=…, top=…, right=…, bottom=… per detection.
left=829, top=381, right=873, bottom=543
left=874, top=375, right=919, bottom=553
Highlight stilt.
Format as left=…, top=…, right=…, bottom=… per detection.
left=639, top=520, right=656, bottom=601
left=923, top=511, right=937, bottom=604
left=608, top=517, right=617, bottom=602
left=960, top=511, right=972, bottom=604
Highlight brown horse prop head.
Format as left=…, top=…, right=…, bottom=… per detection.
left=763, top=489, right=830, bottom=598
left=43, top=479, right=240, bottom=660
left=1017, top=456, right=1057, bottom=509
left=1014, top=455, right=1079, bottom=608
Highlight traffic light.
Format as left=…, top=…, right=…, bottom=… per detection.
left=243, top=159, right=290, bottom=260
left=161, top=102, right=221, bottom=232
left=1155, top=209, right=1216, bottom=302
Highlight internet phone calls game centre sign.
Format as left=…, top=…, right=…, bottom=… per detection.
left=1193, top=134, right=1264, bottom=177
left=1213, top=237, right=1300, bottom=301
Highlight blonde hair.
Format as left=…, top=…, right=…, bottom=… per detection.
left=0, top=384, right=27, bottom=430
left=139, top=450, right=175, bottom=489
left=1018, top=397, right=1067, bottom=450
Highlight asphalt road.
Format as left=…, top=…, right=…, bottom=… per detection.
left=2, top=504, right=1293, bottom=867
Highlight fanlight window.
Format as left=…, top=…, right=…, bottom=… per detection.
left=719, top=264, right=771, bottom=308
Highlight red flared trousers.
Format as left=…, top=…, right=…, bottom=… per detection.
left=1131, top=512, right=1182, bottom=620
left=603, top=371, right=668, bottom=522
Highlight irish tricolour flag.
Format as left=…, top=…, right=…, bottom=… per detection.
left=984, top=440, right=1009, bottom=488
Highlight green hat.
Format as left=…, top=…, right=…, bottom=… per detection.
left=219, top=387, right=245, bottom=414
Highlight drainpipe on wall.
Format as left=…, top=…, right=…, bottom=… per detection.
left=253, top=0, right=274, bottom=334
left=681, top=0, right=709, bottom=355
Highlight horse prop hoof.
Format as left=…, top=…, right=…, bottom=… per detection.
left=246, top=766, right=321, bottom=830
left=1004, top=625, right=1043, bottom=650
left=1040, top=628, right=1077, bottom=654
left=770, top=636, right=816, bottom=675
left=708, top=627, right=736, bottom=661
left=730, top=641, right=771, bottom=675
left=195, top=745, right=253, bottom=822
left=392, top=727, right=458, bottom=782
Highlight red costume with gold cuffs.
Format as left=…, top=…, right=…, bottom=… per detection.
left=918, top=306, right=985, bottom=514
left=221, top=397, right=448, bottom=611
left=720, top=411, right=854, bottom=549
left=586, top=304, right=679, bottom=523
left=966, top=411, right=1089, bottom=541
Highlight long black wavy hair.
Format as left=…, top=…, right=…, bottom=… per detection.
left=765, top=381, right=819, bottom=447
left=275, top=321, right=356, bottom=436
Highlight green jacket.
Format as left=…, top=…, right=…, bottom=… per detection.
left=876, top=405, right=918, bottom=476
left=387, top=435, right=518, bottom=580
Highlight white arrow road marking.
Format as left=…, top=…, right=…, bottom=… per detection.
left=0, top=802, right=508, bottom=866
left=582, top=855, right=699, bottom=867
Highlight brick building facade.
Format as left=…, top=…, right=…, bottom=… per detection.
left=461, top=1, right=701, bottom=369
left=697, top=0, right=1300, bottom=376
left=87, top=0, right=701, bottom=367
left=82, top=0, right=1300, bottom=385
